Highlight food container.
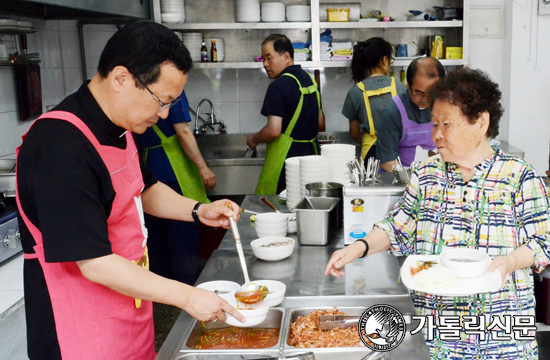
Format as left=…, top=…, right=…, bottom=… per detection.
left=440, top=248, right=490, bottom=279
left=251, top=237, right=295, bottom=261
left=428, top=35, right=444, bottom=59
left=252, top=279, right=286, bottom=306
left=196, top=280, right=240, bottom=302
left=305, top=182, right=343, bottom=229
left=295, top=197, right=339, bottom=246
left=327, top=8, right=350, bottom=22
left=445, top=46, right=463, bottom=59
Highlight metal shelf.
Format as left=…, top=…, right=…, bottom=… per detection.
left=165, top=22, right=312, bottom=30
left=190, top=59, right=464, bottom=69
left=0, top=59, right=40, bottom=66
left=319, top=20, right=463, bottom=29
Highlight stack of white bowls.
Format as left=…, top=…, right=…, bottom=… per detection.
left=204, top=38, right=225, bottom=62
left=285, top=157, right=302, bottom=210
left=299, top=156, right=331, bottom=197
left=286, top=5, right=311, bottom=22
left=160, top=0, right=185, bottom=23
left=254, top=213, right=289, bottom=238
left=236, top=0, right=261, bottom=22
left=320, top=144, right=356, bottom=184
left=261, top=2, right=286, bottom=22
left=321, top=144, right=355, bottom=184
left=182, top=32, right=203, bottom=62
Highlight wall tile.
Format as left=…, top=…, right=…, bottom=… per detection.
left=237, top=68, right=271, bottom=102
left=41, top=68, right=65, bottom=108
left=0, top=68, right=17, bottom=113
left=40, top=20, right=59, bottom=32
left=188, top=101, right=240, bottom=135
left=185, top=69, right=238, bottom=103
left=83, top=30, right=115, bottom=71
left=64, top=68, right=84, bottom=97
left=322, top=101, right=348, bottom=132
left=86, top=67, right=97, bottom=81
left=318, top=67, right=354, bottom=102
left=0, top=112, right=33, bottom=157
left=238, top=102, right=265, bottom=133
left=60, top=31, right=81, bottom=69
left=58, top=20, right=78, bottom=32
left=39, top=30, right=63, bottom=69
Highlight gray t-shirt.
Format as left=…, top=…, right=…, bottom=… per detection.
left=375, top=92, right=433, bottom=163
left=341, top=76, right=408, bottom=134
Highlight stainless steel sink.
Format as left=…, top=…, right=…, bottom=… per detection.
left=196, top=134, right=266, bottom=195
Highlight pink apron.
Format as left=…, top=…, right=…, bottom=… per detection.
left=393, top=95, right=436, bottom=167
left=16, top=111, right=156, bottom=360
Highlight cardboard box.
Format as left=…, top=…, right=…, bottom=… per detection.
left=445, top=47, right=463, bottom=59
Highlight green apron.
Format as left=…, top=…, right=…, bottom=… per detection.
left=255, top=72, right=321, bottom=195
left=143, top=124, right=210, bottom=204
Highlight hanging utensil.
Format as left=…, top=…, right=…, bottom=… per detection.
left=225, top=202, right=250, bottom=284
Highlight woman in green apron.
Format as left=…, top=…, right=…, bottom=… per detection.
left=139, top=90, right=213, bottom=284
left=342, top=37, right=408, bottom=160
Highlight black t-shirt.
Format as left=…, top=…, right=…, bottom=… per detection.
left=260, top=65, right=320, bottom=192
left=17, top=83, right=157, bottom=359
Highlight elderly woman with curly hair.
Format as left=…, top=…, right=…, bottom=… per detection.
left=325, top=68, right=550, bottom=359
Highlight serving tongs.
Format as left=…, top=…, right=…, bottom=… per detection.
left=318, top=314, right=360, bottom=330
left=225, top=201, right=250, bottom=284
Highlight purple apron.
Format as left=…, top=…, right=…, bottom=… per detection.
left=393, top=95, right=435, bottom=167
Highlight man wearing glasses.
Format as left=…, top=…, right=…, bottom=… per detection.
left=376, top=57, right=445, bottom=172
left=16, top=21, right=243, bottom=360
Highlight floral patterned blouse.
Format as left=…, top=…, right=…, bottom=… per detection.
left=376, top=149, right=550, bottom=360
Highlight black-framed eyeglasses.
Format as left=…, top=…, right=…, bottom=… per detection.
left=391, top=57, right=395, bottom=64
left=134, top=75, right=181, bottom=110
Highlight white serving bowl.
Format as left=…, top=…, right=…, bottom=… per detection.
left=256, top=228, right=288, bottom=238
left=251, top=237, right=295, bottom=261
left=196, top=280, right=240, bottom=302
left=252, top=280, right=286, bottom=306
left=161, top=13, right=182, bottom=23
left=254, top=213, right=289, bottom=225
left=300, top=155, right=330, bottom=165
left=440, top=248, right=491, bottom=279
left=224, top=300, right=269, bottom=327
left=255, top=221, right=289, bottom=230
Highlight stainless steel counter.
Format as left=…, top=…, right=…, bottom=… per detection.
left=156, top=195, right=429, bottom=360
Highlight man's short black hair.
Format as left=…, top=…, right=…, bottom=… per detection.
left=97, top=20, right=192, bottom=88
left=407, top=57, right=445, bottom=86
left=262, top=34, right=294, bottom=59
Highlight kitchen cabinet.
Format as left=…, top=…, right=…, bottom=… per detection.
left=152, top=0, right=469, bottom=69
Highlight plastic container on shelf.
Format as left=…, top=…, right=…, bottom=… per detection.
left=327, top=8, right=350, bottom=22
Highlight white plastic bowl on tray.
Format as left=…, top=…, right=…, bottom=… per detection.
left=252, top=279, right=286, bottom=306
left=224, top=300, right=269, bottom=327
left=251, top=237, right=295, bottom=261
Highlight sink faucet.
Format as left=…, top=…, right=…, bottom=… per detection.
left=194, top=98, right=227, bottom=135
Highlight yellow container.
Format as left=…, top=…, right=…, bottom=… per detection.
left=445, top=47, right=463, bottom=59
left=327, top=8, right=350, bottom=22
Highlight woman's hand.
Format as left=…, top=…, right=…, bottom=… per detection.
left=185, top=287, right=245, bottom=323
left=325, top=241, right=366, bottom=277
left=197, top=200, right=240, bottom=228
left=489, top=255, right=515, bottom=279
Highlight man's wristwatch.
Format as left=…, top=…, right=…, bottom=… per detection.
left=192, top=202, right=203, bottom=224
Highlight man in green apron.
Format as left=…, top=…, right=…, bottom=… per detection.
left=247, top=34, right=325, bottom=195
left=140, top=89, right=214, bottom=284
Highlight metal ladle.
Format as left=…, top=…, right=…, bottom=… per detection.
left=225, top=202, right=250, bottom=284
left=235, top=283, right=269, bottom=304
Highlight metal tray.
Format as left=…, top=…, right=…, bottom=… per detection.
left=179, top=308, right=285, bottom=356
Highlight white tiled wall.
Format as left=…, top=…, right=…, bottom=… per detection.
left=0, top=18, right=84, bottom=158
